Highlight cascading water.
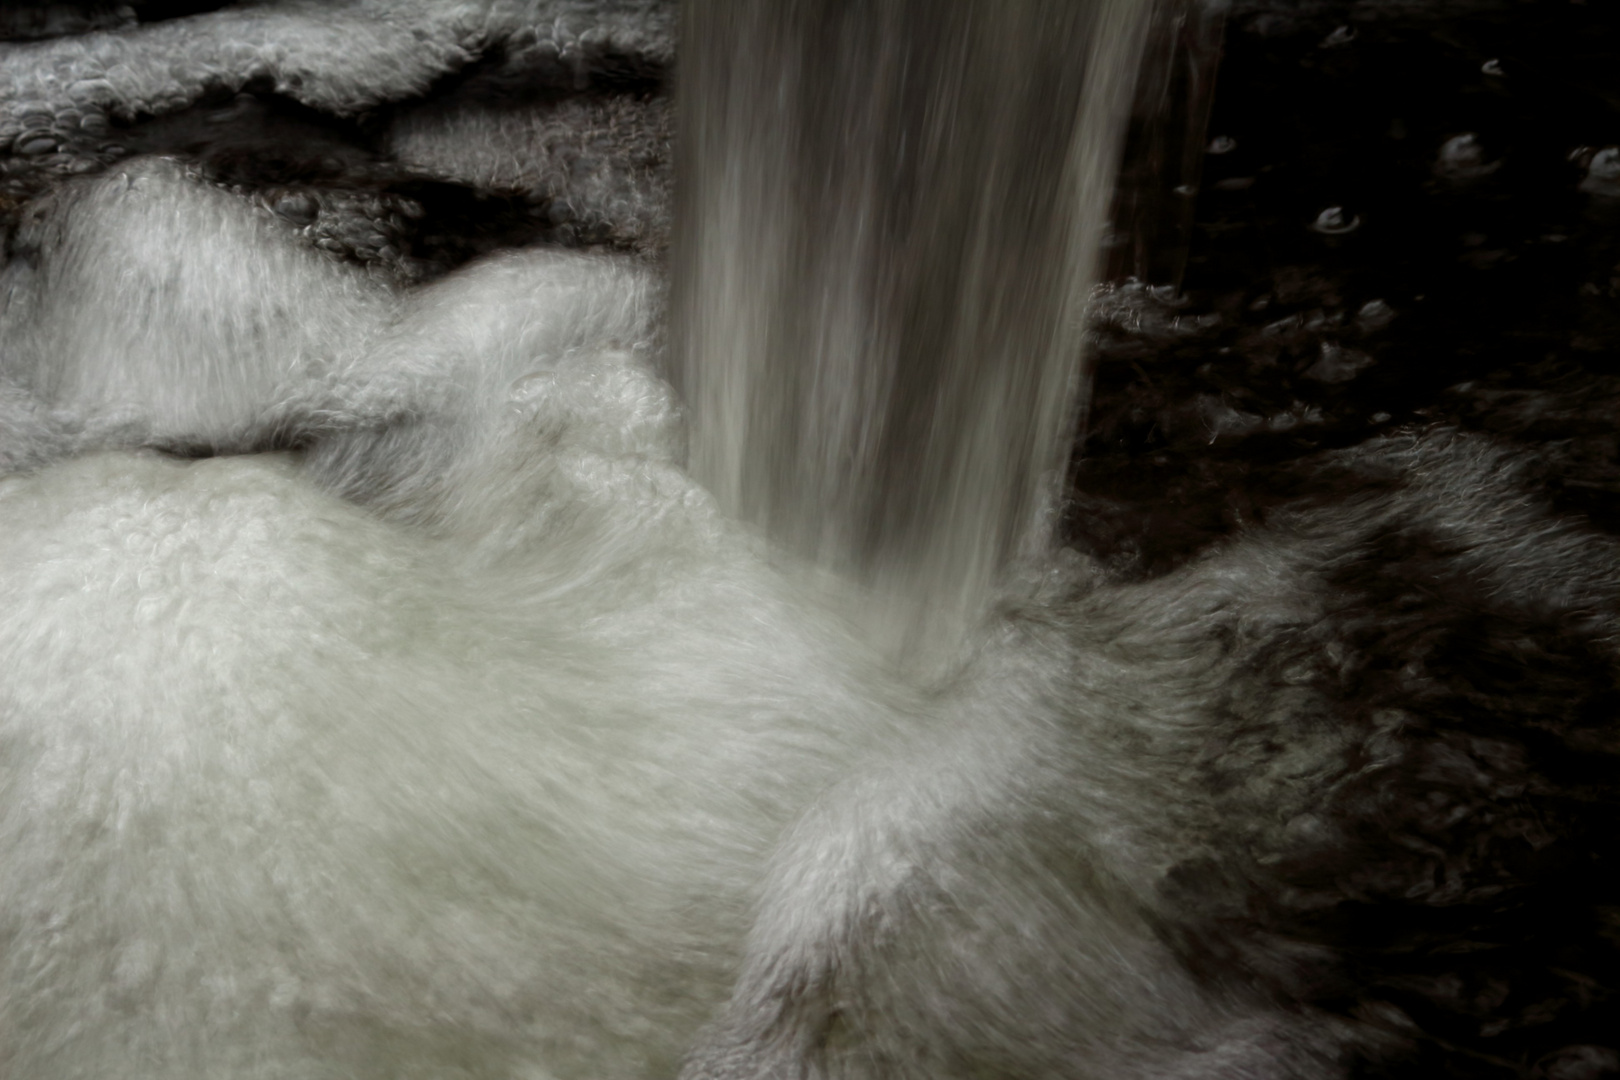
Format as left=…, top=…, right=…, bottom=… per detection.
left=11, top=2, right=1601, bottom=1078
left=673, top=0, right=1155, bottom=661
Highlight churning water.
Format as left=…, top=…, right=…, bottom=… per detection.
left=4, top=2, right=1602, bottom=1079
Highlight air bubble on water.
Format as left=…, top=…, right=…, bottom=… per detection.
left=271, top=192, right=319, bottom=227
left=1356, top=299, right=1394, bottom=330
left=1435, top=133, right=1501, bottom=182
left=1591, top=149, right=1620, bottom=179
left=1580, top=147, right=1620, bottom=197
left=1443, top=135, right=1483, bottom=165
left=1310, top=206, right=1361, bottom=235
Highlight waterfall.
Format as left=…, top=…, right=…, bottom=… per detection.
left=672, top=0, right=1155, bottom=662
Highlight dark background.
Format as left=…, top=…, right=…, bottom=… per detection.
left=1079, top=7, right=1620, bottom=1076
left=1076, top=0, right=1620, bottom=579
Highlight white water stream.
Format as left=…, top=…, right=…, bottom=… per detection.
left=0, top=6, right=1320, bottom=1079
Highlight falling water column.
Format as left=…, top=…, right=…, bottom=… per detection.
left=673, top=0, right=1154, bottom=662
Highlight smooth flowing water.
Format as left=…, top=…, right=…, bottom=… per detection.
left=673, top=0, right=1155, bottom=661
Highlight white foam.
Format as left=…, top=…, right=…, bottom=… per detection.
left=0, top=157, right=393, bottom=450
left=0, top=158, right=1347, bottom=1079
left=0, top=0, right=673, bottom=143
left=0, top=158, right=898, bottom=1079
